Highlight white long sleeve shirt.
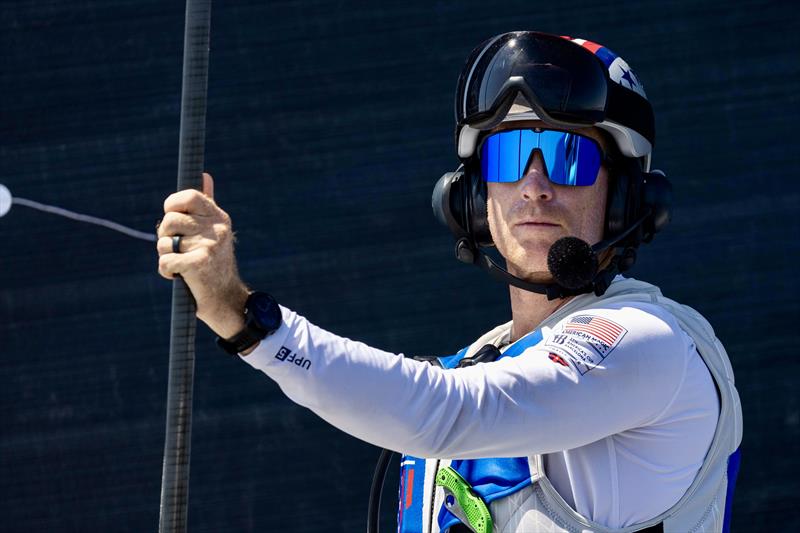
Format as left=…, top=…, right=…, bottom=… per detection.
left=240, top=291, right=718, bottom=528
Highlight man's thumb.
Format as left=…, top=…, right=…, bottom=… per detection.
left=202, top=172, right=215, bottom=199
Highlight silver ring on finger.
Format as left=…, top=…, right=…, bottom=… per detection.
left=172, top=235, right=183, bottom=254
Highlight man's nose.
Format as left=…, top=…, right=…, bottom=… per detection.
left=519, top=150, right=554, bottom=201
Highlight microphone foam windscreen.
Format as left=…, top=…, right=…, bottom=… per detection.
left=547, top=236, right=598, bottom=289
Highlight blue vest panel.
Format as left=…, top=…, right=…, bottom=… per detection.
left=398, top=330, right=546, bottom=532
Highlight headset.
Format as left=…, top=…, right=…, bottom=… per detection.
left=432, top=145, right=673, bottom=299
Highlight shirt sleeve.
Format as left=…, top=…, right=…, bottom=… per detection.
left=240, top=303, right=691, bottom=459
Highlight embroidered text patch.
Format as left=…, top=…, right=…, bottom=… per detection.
left=544, top=315, right=627, bottom=374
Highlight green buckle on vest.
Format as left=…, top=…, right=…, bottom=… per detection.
left=435, top=466, right=493, bottom=533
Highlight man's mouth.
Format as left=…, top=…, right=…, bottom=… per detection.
left=515, top=219, right=560, bottom=228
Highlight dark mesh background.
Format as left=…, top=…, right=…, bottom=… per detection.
left=1, top=1, right=797, bottom=531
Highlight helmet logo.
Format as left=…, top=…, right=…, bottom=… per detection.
left=564, top=37, right=648, bottom=99
left=609, top=57, right=647, bottom=98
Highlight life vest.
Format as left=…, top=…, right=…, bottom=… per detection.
left=397, top=277, right=743, bottom=533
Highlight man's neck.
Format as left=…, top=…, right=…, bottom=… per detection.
left=508, top=284, right=574, bottom=342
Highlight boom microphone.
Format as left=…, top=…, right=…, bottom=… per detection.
left=546, top=207, right=654, bottom=290
left=547, top=237, right=598, bottom=289
left=459, top=208, right=653, bottom=299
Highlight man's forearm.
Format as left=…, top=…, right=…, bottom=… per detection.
left=195, top=282, right=250, bottom=340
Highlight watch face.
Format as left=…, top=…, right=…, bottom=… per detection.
left=249, top=292, right=282, bottom=332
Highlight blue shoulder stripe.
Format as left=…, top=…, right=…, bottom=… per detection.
left=438, top=346, right=468, bottom=369
left=500, top=329, right=543, bottom=358
left=438, top=329, right=544, bottom=369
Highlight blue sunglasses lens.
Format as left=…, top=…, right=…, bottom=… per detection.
left=480, top=129, right=602, bottom=186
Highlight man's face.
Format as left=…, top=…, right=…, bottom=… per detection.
left=486, top=121, right=609, bottom=282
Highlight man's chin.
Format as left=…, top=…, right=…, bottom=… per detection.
left=520, top=271, right=555, bottom=284
left=506, top=263, right=554, bottom=284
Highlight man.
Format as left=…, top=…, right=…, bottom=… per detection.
left=156, top=31, right=742, bottom=532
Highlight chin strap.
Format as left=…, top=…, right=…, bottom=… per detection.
left=454, top=238, right=635, bottom=300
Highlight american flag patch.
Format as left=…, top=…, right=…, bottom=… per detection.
left=563, top=315, right=626, bottom=346
left=544, top=314, right=628, bottom=374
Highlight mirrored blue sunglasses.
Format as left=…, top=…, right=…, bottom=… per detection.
left=479, top=129, right=606, bottom=186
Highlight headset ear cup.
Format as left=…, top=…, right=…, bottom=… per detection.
left=605, top=169, right=629, bottom=240
left=432, top=167, right=470, bottom=238
left=465, top=160, right=493, bottom=247
left=606, top=157, right=648, bottom=248
left=641, top=169, right=672, bottom=242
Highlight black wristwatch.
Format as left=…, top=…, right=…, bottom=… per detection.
left=216, top=291, right=282, bottom=356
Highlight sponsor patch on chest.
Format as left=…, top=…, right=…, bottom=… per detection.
left=544, top=315, right=627, bottom=374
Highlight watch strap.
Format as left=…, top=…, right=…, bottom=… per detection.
left=216, top=325, right=265, bottom=356
left=216, top=291, right=280, bottom=356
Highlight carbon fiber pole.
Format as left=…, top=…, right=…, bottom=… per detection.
left=158, top=1, right=211, bottom=532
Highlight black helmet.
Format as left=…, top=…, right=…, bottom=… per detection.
left=454, top=31, right=655, bottom=169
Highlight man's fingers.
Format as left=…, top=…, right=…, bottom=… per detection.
left=157, top=235, right=190, bottom=256
left=157, top=236, right=173, bottom=256
left=157, top=211, right=204, bottom=239
left=158, top=247, right=210, bottom=280
left=163, top=187, right=216, bottom=216
left=203, top=172, right=214, bottom=200
left=156, top=234, right=216, bottom=256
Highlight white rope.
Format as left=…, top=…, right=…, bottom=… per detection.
left=11, top=197, right=157, bottom=242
